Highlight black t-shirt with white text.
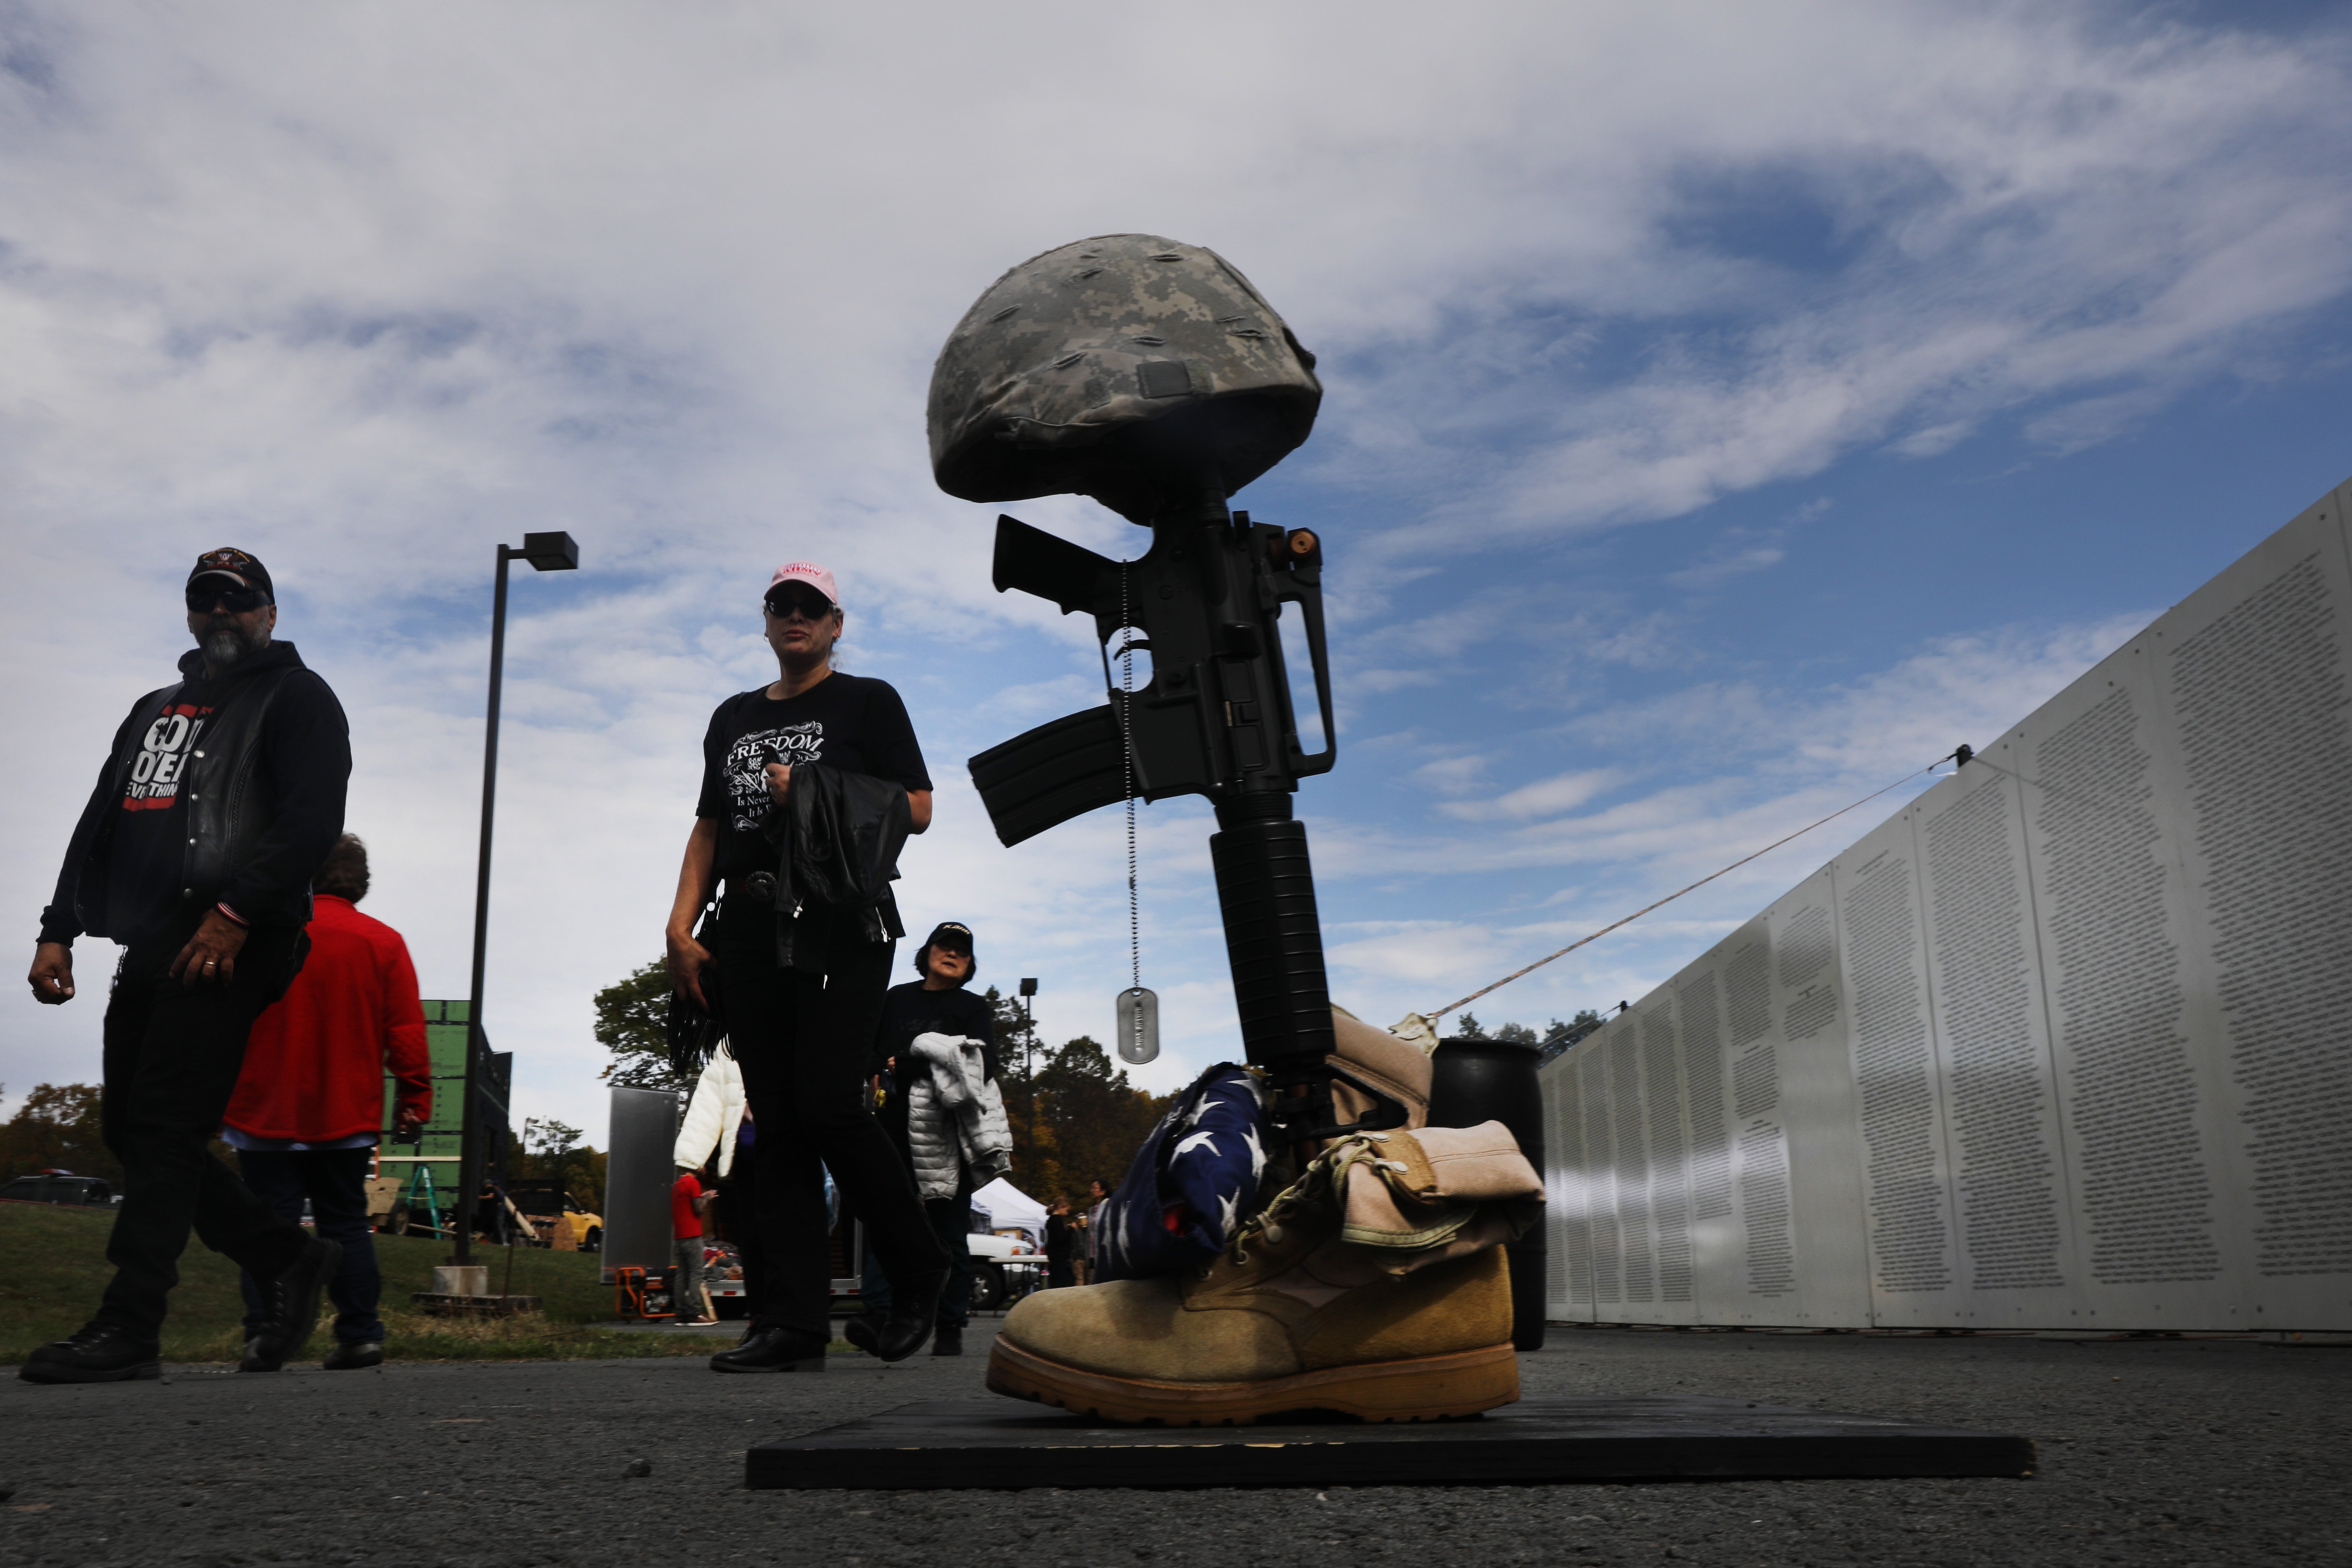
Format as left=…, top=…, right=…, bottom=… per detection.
left=695, top=672, right=932, bottom=888
left=104, top=685, right=217, bottom=943
left=874, top=979, right=1000, bottom=1083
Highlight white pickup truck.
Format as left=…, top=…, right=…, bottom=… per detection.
left=966, top=1231, right=1046, bottom=1311
left=707, top=1230, right=1046, bottom=1319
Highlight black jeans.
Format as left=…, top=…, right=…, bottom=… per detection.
left=860, top=1197, right=978, bottom=1326
left=234, top=1147, right=384, bottom=1342
left=713, top=906, right=946, bottom=1340
left=97, top=919, right=313, bottom=1338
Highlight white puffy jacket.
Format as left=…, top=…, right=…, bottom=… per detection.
left=673, top=1046, right=746, bottom=1177
left=906, top=1032, right=1012, bottom=1200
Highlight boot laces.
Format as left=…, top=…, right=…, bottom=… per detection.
left=1220, top=1131, right=1394, bottom=1268
left=58, top=1322, right=136, bottom=1350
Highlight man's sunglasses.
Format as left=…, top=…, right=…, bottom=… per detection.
left=763, top=590, right=837, bottom=621
left=186, top=585, right=272, bottom=614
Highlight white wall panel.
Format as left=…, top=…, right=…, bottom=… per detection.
left=1675, top=955, right=1743, bottom=1322
left=1912, top=756, right=2083, bottom=1328
left=1535, top=476, right=2352, bottom=1331
left=2148, top=482, right=2352, bottom=1330
left=1829, top=818, right=1970, bottom=1326
left=1768, top=880, right=1872, bottom=1327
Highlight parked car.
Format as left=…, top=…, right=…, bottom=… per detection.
left=967, top=1230, right=1045, bottom=1312
left=0, top=1172, right=117, bottom=1207
left=502, top=1183, right=603, bottom=1252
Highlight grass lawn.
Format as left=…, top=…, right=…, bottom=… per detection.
left=0, top=1201, right=723, bottom=1365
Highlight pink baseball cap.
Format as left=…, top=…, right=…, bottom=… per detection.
left=766, top=561, right=840, bottom=607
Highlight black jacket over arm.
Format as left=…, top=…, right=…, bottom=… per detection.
left=762, top=763, right=912, bottom=973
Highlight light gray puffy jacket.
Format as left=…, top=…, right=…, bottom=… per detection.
left=906, top=1032, right=1013, bottom=1200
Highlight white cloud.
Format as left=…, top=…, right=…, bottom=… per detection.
left=1295, top=606, right=2162, bottom=1032
left=2, top=1, right=2344, bottom=1134
left=1665, top=540, right=1788, bottom=590
left=1441, top=768, right=1628, bottom=822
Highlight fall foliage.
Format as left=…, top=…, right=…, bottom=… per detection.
left=0, top=1083, right=118, bottom=1183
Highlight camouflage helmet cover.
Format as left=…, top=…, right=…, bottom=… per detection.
left=927, top=234, right=1322, bottom=510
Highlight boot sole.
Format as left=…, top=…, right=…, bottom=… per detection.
left=18, top=1358, right=162, bottom=1386
left=985, top=1337, right=1519, bottom=1426
left=709, top=1354, right=827, bottom=1374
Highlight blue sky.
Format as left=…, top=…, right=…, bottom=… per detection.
left=4, top=1, right=2348, bottom=1139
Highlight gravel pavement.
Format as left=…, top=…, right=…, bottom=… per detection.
left=3, top=1321, right=2346, bottom=1567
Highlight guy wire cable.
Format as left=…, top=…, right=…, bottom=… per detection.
left=1424, top=748, right=1970, bottom=1023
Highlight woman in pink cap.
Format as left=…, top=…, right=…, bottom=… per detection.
left=663, top=561, right=948, bottom=1371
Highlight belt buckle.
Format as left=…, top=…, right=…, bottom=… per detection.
left=745, top=870, right=777, bottom=902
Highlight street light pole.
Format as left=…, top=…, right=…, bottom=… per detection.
left=1019, top=977, right=1038, bottom=1077
left=452, top=532, right=579, bottom=1269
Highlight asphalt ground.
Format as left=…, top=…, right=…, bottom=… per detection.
left=4, top=1320, right=2347, bottom=1568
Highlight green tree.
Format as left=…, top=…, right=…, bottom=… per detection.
left=983, top=985, right=1037, bottom=1074
left=0, top=1083, right=118, bottom=1183
left=1015, top=1035, right=1168, bottom=1209
left=1449, top=1013, right=1549, bottom=1047
left=511, top=1117, right=608, bottom=1211
left=594, top=957, right=695, bottom=1098
left=1538, top=1009, right=1607, bottom=1063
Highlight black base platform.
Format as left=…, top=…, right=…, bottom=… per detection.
left=744, top=1396, right=2034, bottom=1489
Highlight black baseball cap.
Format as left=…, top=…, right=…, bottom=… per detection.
left=187, top=547, right=274, bottom=599
left=924, top=922, right=973, bottom=953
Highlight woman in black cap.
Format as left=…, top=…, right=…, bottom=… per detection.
left=663, top=561, right=948, bottom=1371
left=861, top=921, right=1000, bottom=1356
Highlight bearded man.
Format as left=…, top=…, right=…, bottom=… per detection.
left=23, top=547, right=352, bottom=1384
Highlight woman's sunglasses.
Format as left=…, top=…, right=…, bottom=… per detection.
left=186, top=585, right=273, bottom=614
left=763, top=590, right=837, bottom=621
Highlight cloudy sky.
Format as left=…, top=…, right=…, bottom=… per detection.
left=5, top=1, right=2348, bottom=1140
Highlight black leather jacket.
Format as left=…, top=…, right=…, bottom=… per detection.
left=761, top=763, right=912, bottom=972
left=40, top=643, right=350, bottom=944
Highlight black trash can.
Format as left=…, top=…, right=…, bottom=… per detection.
left=1429, top=1036, right=1547, bottom=1351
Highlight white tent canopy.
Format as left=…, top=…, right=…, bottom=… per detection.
left=969, top=1176, right=1048, bottom=1245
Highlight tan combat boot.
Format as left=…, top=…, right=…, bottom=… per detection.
left=988, top=1122, right=1543, bottom=1425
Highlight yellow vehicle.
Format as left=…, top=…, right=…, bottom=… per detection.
left=505, top=1183, right=603, bottom=1252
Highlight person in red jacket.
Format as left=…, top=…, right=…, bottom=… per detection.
left=221, top=834, right=429, bottom=1370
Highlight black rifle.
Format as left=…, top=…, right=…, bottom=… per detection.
left=968, top=491, right=1403, bottom=1144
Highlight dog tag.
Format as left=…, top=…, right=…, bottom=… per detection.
left=1116, top=986, right=1159, bottom=1065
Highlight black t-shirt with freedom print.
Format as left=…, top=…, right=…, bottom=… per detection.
left=695, top=672, right=932, bottom=889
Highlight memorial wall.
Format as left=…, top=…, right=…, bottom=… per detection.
left=1540, top=477, right=2352, bottom=1331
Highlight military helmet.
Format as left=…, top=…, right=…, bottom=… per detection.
left=927, top=234, right=1321, bottom=520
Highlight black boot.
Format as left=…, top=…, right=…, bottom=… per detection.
left=19, top=1322, right=161, bottom=1385
left=240, top=1237, right=343, bottom=1373
left=843, top=1309, right=888, bottom=1356
left=875, top=1270, right=948, bottom=1363
left=930, top=1322, right=964, bottom=1357
left=710, top=1323, right=828, bottom=1374
left=322, top=1340, right=383, bottom=1371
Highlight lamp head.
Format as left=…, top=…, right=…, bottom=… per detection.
left=518, top=531, right=580, bottom=572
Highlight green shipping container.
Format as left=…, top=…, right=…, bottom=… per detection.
left=375, top=999, right=510, bottom=1216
